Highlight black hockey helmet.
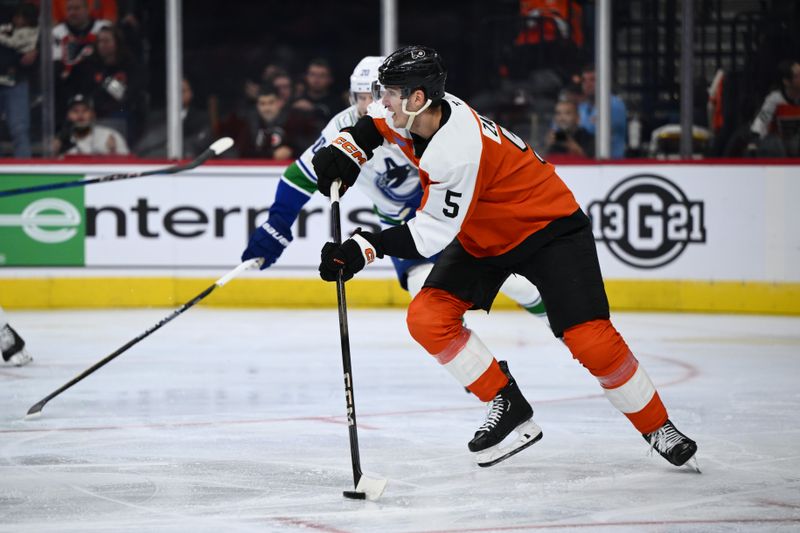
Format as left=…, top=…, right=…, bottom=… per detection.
left=377, top=45, right=447, bottom=102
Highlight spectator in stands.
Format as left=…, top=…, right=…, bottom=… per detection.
left=69, top=25, right=146, bottom=143
left=0, top=2, right=38, bottom=158
left=53, top=0, right=111, bottom=121
left=272, top=71, right=294, bottom=104
left=292, top=58, right=343, bottom=124
left=559, top=71, right=583, bottom=105
left=52, top=0, right=145, bottom=66
left=225, top=67, right=312, bottom=158
left=243, top=65, right=296, bottom=111
left=515, top=0, right=584, bottom=49
left=507, top=0, right=584, bottom=81
left=243, top=64, right=288, bottom=107
left=545, top=99, right=594, bottom=158
left=135, top=78, right=212, bottom=159
left=52, top=0, right=110, bottom=77
left=748, top=60, right=800, bottom=157
left=577, top=64, right=627, bottom=159
left=240, top=82, right=318, bottom=159
left=54, top=93, right=129, bottom=156
left=52, top=0, right=117, bottom=24
left=242, top=83, right=292, bottom=160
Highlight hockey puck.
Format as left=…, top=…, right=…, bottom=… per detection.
left=342, top=490, right=366, bottom=500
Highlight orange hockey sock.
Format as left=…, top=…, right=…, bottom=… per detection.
left=563, top=319, right=668, bottom=434
left=407, top=288, right=507, bottom=401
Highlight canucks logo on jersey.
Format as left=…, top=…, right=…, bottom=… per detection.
left=372, top=156, right=422, bottom=225
left=376, top=157, right=414, bottom=199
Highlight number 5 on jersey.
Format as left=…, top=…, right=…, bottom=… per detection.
left=443, top=190, right=462, bottom=218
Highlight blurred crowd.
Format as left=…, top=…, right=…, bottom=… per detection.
left=0, top=0, right=358, bottom=161
left=0, top=0, right=797, bottom=160
left=476, top=0, right=800, bottom=160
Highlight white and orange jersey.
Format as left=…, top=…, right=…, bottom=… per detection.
left=369, top=94, right=580, bottom=258
left=289, top=104, right=420, bottom=226
left=750, top=89, right=800, bottom=138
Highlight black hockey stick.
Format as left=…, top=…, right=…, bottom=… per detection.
left=24, top=258, right=261, bottom=419
left=330, top=180, right=388, bottom=501
left=0, top=137, right=234, bottom=198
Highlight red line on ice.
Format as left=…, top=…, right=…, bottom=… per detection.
left=1, top=353, right=697, bottom=434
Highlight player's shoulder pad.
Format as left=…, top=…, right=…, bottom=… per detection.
left=443, top=92, right=464, bottom=106
left=331, top=105, right=360, bottom=131
left=421, top=97, right=483, bottom=175
left=318, top=105, right=358, bottom=142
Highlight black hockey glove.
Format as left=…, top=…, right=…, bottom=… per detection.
left=319, top=229, right=383, bottom=282
left=312, top=131, right=369, bottom=197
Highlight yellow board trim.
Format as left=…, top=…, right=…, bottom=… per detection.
left=1, top=278, right=798, bottom=315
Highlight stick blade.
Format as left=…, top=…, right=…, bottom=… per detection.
left=209, top=137, right=234, bottom=156
left=354, top=474, right=387, bottom=501
left=25, top=400, right=46, bottom=419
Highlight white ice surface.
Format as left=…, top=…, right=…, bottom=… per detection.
left=1, top=308, right=799, bottom=532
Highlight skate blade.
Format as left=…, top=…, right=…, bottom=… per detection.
left=685, top=455, right=701, bottom=474
left=5, top=350, right=32, bottom=367
left=475, top=420, right=543, bottom=468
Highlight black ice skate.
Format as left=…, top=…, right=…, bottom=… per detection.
left=643, top=419, right=700, bottom=472
left=0, top=324, right=32, bottom=367
left=468, top=361, right=542, bottom=467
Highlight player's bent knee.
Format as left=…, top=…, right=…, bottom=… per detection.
left=407, top=287, right=472, bottom=355
left=562, top=319, right=631, bottom=376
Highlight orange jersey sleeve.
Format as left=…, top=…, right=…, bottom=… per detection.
left=455, top=105, right=581, bottom=257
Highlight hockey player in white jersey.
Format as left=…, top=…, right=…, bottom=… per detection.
left=241, top=56, right=548, bottom=318
left=312, top=46, right=698, bottom=470
left=0, top=306, right=32, bottom=366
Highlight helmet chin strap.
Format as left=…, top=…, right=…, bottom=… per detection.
left=400, top=97, right=432, bottom=131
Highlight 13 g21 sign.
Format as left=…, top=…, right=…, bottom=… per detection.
left=588, top=174, right=706, bottom=268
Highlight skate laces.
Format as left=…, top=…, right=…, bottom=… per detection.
left=478, top=394, right=507, bottom=432
left=647, top=422, right=684, bottom=455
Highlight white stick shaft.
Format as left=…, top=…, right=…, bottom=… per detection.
left=331, top=179, right=341, bottom=204
left=216, top=258, right=262, bottom=287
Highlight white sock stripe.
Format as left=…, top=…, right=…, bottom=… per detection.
left=602, top=365, right=657, bottom=414
left=597, top=352, right=638, bottom=388
left=440, top=331, right=494, bottom=386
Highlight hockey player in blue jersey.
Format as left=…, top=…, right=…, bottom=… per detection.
left=241, top=55, right=548, bottom=318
